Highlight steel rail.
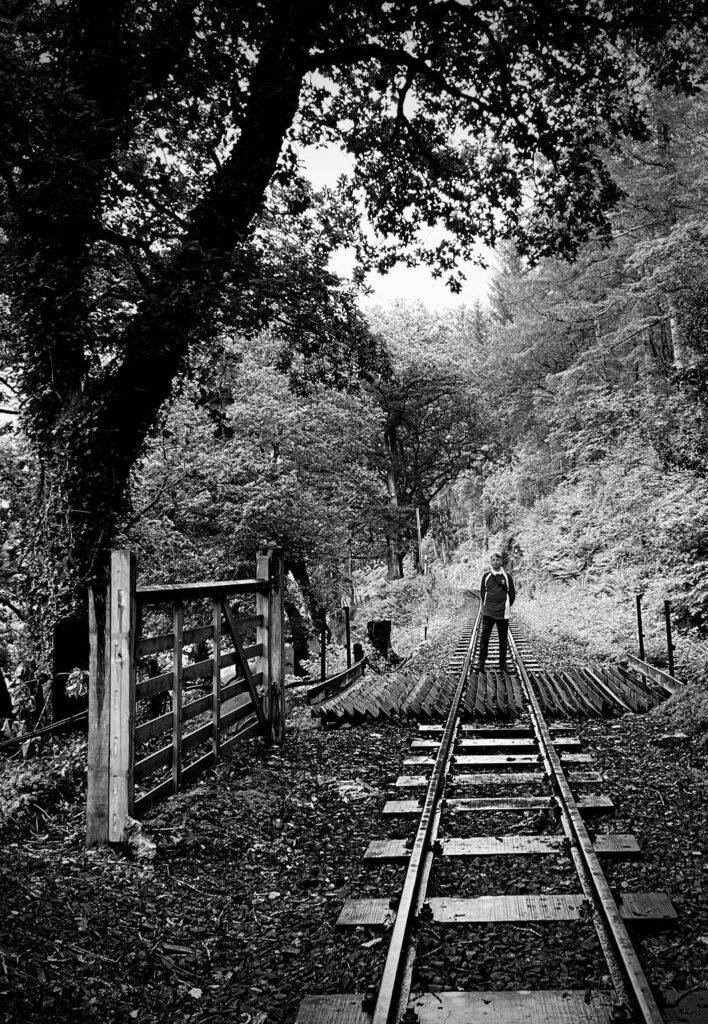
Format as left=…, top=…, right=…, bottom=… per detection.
left=371, top=607, right=482, bottom=1024
left=508, top=630, right=666, bottom=1024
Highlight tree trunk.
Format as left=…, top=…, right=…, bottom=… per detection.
left=283, top=599, right=312, bottom=676
left=11, top=5, right=316, bottom=615
left=367, top=620, right=393, bottom=658
left=385, top=427, right=403, bottom=579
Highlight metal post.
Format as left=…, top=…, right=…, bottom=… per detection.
left=344, top=605, right=352, bottom=669
left=664, top=599, right=675, bottom=679
left=320, top=610, right=327, bottom=683
left=635, top=593, right=645, bottom=661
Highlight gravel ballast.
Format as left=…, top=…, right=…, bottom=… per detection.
left=1, top=665, right=706, bottom=1024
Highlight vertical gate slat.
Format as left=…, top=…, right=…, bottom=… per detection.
left=212, top=598, right=221, bottom=756
left=172, top=601, right=183, bottom=792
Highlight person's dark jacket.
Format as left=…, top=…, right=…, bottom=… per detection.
left=480, top=569, right=516, bottom=620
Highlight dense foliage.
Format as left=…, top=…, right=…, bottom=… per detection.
left=1, top=0, right=706, bottom=628
left=466, top=87, right=708, bottom=657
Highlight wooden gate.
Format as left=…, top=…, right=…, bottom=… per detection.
left=86, top=547, right=284, bottom=846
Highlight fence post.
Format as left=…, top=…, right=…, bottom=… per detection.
left=664, top=599, right=675, bottom=679
left=211, top=597, right=221, bottom=759
left=320, top=610, right=327, bottom=682
left=268, top=547, right=285, bottom=743
left=256, top=551, right=271, bottom=723
left=172, top=601, right=184, bottom=792
left=86, top=579, right=110, bottom=846
left=344, top=605, right=352, bottom=669
left=635, top=593, right=645, bottom=661
left=108, top=550, right=136, bottom=843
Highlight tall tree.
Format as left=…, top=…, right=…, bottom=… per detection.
left=368, top=303, right=486, bottom=577
left=1, top=0, right=705, bottom=612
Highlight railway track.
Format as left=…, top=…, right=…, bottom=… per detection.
left=296, top=613, right=693, bottom=1024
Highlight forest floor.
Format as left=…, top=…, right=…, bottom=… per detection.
left=1, top=583, right=707, bottom=1024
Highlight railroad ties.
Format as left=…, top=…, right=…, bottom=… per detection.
left=296, top=618, right=703, bottom=1024
left=316, top=627, right=670, bottom=726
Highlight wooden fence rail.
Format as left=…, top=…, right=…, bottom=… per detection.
left=307, top=657, right=366, bottom=705
left=87, top=547, right=284, bottom=846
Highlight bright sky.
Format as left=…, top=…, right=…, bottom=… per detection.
left=300, top=144, right=492, bottom=311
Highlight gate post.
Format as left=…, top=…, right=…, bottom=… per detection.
left=86, top=578, right=110, bottom=846
left=635, top=593, right=645, bottom=661
left=256, top=551, right=271, bottom=723
left=108, top=550, right=136, bottom=842
left=269, top=547, right=285, bottom=743
left=256, top=546, right=285, bottom=743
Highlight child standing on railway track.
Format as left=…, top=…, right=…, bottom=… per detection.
left=478, top=552, right=516, bottom=674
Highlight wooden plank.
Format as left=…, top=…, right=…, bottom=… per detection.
left=172, top=602, right=183, bottom=793
left=255, top=552, right=270, bottom=723
left=307, top=659, right=366, bottom=704
left=559, top=669, right=600, bottom=716
left=336, top=898, right=395, bottom=928
left=296, top=994, right=371, bottom=1024
left=222, top=599, right=265, bottom=725
left=267, top=547, right=285, bottom=742
left=0, top=710, right=88, bottom=752
left=568, top=771, right=604, bottom=784
left=182, top=656, right=214, bottom=683
left=219, top=678, right=250, bottom=705
left=626, top=654, right=680, bottom=694
left=382, top=800, right=422, bottom=815
left=410, top=990, right=614, bottom=1024
left=441, top=835, right=569, bottom=857
left=452, top=771, right=546, bottom=787
left=220, top=693, right=256, bottom=732
left=426, top=893, right=674, bottom=926
left=454, top=754, right=541, bottom=768
left=133, top=742, right=172, bottom=783
left=212, top=598, right=221, bottom=758
left=581, top=667, right=632, bottom=713
left=363, top=839, right=409, bottom=863
left=594, top=833, right=641, bottom=857
left=135, top=670, right=173, bottom=701
left=456, top=737, right=581, bottom=752
left=459, top=725, right=572, bottom=736
left=394, top=775, right=430, bottom=788
left=136, top=614, right=263, bottom=658
left=446, top=796, right=555, bottom=812
left=87, top=583, right=111, bottom=846
left=134, top=709, right=172, bottom=744
left=404, top=755, right=436, bottom=767
left=620, top=892, right=677, bottom=930
left=108, top=550, right=137, bottom=842
left=180, top=749, right=215, bottom=787
left=428, top=894, right=586, bottom=923
left=136, top=579, right=267, bottom=602
left=181, top=692, right=212, bottom=723
left=181, top=720, right=212, bottom=755
left=446, top=794, right=611, bottom=814
left=132, top=778, right=174, bottom=817
left=219, top=714, right=261, bottom=753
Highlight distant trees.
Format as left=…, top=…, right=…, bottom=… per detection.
left=2, top=1, right=706, bottom=621
left=367, top=304, right=487, bottom=577
left=469, top=85, right=708, bottom=628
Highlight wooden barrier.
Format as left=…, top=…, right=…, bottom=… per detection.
left=307, top=658, right=366, bottom=704
left=626, top=654, right=680, bottom=695
left=87, top=547, right=284, bottom=846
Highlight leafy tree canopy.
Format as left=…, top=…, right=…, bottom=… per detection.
left=1, top=0, right=706, bottom=613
